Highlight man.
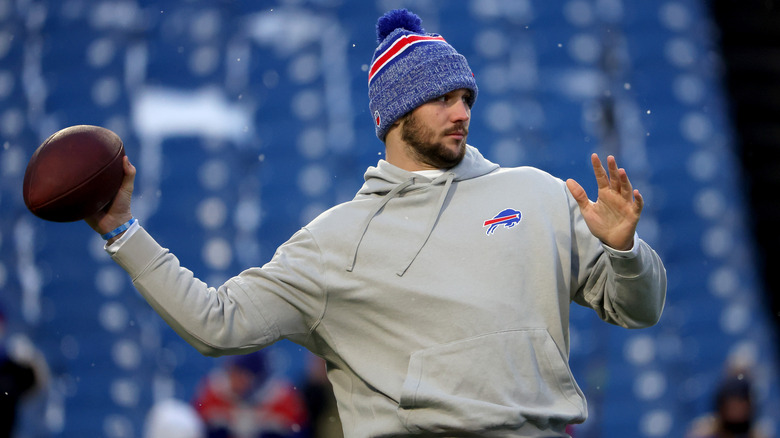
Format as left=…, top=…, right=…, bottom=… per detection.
left=86, top=9, right=666, bottom=437
left=0, top=308, right=47, bottom=438
left=191, top=351, right=308, bottom=437
left=686, top=373, right=765, bottom=438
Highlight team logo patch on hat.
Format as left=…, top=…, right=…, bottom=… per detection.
left=483, top=208, right=522, bottom=235
left=374, top=110, right=381, bottom=127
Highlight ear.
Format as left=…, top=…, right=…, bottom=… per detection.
left=386, top=118, right=403, bottom=137
left=383, top=120, right=403, bottom=147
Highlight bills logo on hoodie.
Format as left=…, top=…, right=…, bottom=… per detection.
left=483, top=208, right=522, bottom=235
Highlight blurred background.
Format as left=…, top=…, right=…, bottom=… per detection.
left=1, top=0, right=780, bottom=437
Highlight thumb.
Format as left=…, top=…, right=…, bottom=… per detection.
left=110, top=156, right=136, bottom=217
left=566, top=178, right=590, bottom=209
left=117, top=156, right=136, bottom=199
left=85, top=156, right=136, bottom=232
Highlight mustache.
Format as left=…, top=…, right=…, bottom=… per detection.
left=444, top=123, right=469, bottom=136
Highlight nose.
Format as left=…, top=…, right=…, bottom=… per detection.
left=451, top=99, right=470, bottom=123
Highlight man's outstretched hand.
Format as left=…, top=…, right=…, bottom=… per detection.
left=85, top=156, right=136, bottom=244
left=565, top=154, right=643, bottom=251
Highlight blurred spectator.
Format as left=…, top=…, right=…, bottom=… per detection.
left=192, top=350, right=307, bottom=438
left=301, top=355, right=342, bottom=438
left=686, top=372, right=765, bottom=438
left=0, top=306, right=49, bottom=438
left=145, top=398, right=207, bottom=438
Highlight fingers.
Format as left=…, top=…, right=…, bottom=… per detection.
left=591, top=153, right=609, bottom=189
left=618, top=168, right=634, bottom=201
left=633, top=189, right=644, bottom=214
left=609, top=155, right=634, bottom=201
left=593, top=154, right=636, bottom=200
left=606, top=155, right=621, bottom=191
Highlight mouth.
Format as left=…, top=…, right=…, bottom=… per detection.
left=445, top=129, right=467, bottom=140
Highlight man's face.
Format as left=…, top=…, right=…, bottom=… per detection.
left=399, top=88, right=472, bottom=170
left=720, top=396, right=752, bottom=434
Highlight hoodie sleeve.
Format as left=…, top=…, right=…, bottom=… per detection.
left=110, top=226, right=326, bottom=356
left=567, top=188, right=667, bottom=329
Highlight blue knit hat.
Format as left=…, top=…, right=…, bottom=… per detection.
left=368, top=9, right=478, bottom=140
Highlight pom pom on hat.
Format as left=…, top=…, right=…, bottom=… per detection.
left=368, top=9, right=478, bottom=140
left=376, top=9, right=424, bottom=42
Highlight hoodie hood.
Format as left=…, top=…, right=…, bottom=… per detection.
left=358, top=145, right=499, bottom=196
left=346, top=145, right=499, bottom=275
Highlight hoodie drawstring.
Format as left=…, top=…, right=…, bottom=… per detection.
left=396, top=172, right=454, bottom=276
left=346, top=178, right=415, bottom=272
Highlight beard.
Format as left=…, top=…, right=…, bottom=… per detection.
left=400, top=111, right=468, bottom=169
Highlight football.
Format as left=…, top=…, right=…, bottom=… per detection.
left=23, top=125, right=125, bottom=222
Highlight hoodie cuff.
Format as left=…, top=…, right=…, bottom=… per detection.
left=105, top=219, right=141, bottom=255
left=602, top=232, right=640, bottom=259
left=109, top=226, right=167, bottom=278
left=604, top=233, right=650, bottom=278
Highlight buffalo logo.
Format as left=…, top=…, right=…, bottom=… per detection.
left=483, top=208, right=522, bottom=235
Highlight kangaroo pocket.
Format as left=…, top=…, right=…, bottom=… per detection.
left=397, top=329, right=586, bottom=433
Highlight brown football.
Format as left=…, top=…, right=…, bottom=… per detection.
left=23, top=125, right=125, bottom=222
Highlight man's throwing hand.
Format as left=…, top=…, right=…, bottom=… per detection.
left=565, top=154, right=643, bottom=251
left=85, top=156, right=136, bottom=244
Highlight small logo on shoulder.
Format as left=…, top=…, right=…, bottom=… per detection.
left=483, top=208, right=522, bottom=235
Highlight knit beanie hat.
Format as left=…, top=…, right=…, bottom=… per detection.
left=368, top=9, right=478, bottom=140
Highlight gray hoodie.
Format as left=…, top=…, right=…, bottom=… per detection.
left=110, top=145, right=666, bottom=437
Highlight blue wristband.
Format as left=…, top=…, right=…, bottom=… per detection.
left=101, top=218, right=136, bottom=240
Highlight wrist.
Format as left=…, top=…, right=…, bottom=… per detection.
left=97, top=214, right=133, bottom=235
left=101, top=217, right=136, bottom=241
left=612, top=240, right=633, bottom=251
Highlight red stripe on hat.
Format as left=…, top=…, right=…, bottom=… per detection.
left=368, top=34, right=446, bottom=84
